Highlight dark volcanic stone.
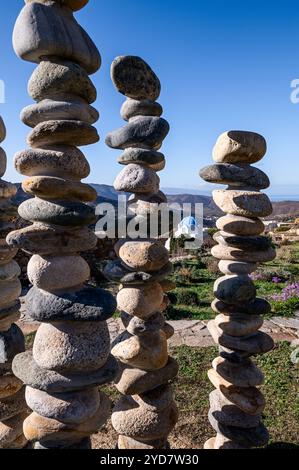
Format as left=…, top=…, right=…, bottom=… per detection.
left=25, top=285, right=116, bottom=322
left=208, top=412, right=269, bottom=448
left=212, top=298, right=271, bottom=316
left=105, top=116, right=169, bottom=151
left=200, top=164, right=270, bottom=189
left=118, top=148, right=165, bottom=168
left=111, top=56, right=161, bottom=101
left=13, top=352, right=119, bottom=393
left=103, top=259, right=173, bottom=285
left=18, top=198, right=96, bottom=227
left=214, top=232, right=272, bottom=251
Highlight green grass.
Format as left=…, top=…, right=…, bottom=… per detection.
left=170, top=342, right=299, bottom=448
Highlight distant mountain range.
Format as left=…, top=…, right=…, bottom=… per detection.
left=13, top=183, right=299, bottom=220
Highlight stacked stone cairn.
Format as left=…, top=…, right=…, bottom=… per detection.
left=104, top=56, right=179, bottom=449
left=200, top=131, right=276, bottom=449
left=0, top=116, right=29, bottom=449
left=7, top=0, right=118, bottom=449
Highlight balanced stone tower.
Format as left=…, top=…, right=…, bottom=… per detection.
left=105, top=56, right=179, bottom=449
left=200, top=131, right=276, bottom=449
left=7, top=0, right=118, bottom=449
left=0, top=116, right=29, bottom=449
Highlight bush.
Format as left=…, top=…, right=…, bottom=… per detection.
left=176, top=289, right=199, bottom=306
left=271, top=297, right=299, bottom=317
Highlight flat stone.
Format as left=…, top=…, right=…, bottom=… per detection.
left=111, top=56, right=161, bottom=101
left=112, top=395, right=178, bottom=440
left=0, top=324, right=25, bottom=368
left=103, top=259, right=173, bottom=285
left=209, top=323, right=274, bottom=354
left=0, top=180, right=17, bottom=199
left=117, top=283, right=164, bottom=319
left=212, top=244, right=276, bottom=263
left=0, top=201, right=18, bottom=223
left=0, top=147, right=7, bottom=178
left=215, top=232, right=272, bottom=251
left=13, top=2, right=101, bottom=74
left=22, top=176, right=97, bottom=202
left=23, top=399, right=110, bottom=444
left=27, top=120, right=99, bottom=148
left=34, top=437, right=91, bottom=449
left=118, top=435, right=167, bottom=450
left=114, top=357, right=178, bottom=395
left=209, top=389, right=261, bottom=428
left=112, top=331, right=168, bottom=371
left=0, top=280, right=21, bottom=317
left=13, top=352, right=119, bottom=393
left=208, top=412, right=269, bottom=448
left=200, top=163, right=270, bottom=189
left=0, top=309, right=20, bottom=332
left=121, top=311, right=165, bottom=336
left=18, top=198, right=96, bottom=227
left=14, top=145, right=90, bottom=180
left=25, top=285, right=116, bottom=322
left=22, top=98, right=99, bottom=127
left=0, top=411, right=29, bottom=449
left=0, top=261, right=21, bottom=282
left=216, top=214, right=265, bottom=236
left=0, top=373, right=23, bottom=399
left=212, top=298, right=271, bottom=316
left=0, top=387, right=28, bottom=421
left=121, top=99, right=163, bottom=121
left=213, top=131, right=267, bottom=164
left=114, top=164, right=160, bottom=193
left=7, top=223, right=97, bottom=255
left=115, top=239, right=169, bottom=272
left=28, top=60, right=96, bottom=103
left=8, top=433, right=28, bottom=450
left=208, top=370, right=266, bottom=415
left=213, top=189, right=273, bottom=218
left=106, top=116, right=169, bottom=151
left=136, top=384, right=173, bottom=412
left=213, top=357, right=264, bottom=387
left=27, top=254, right=90, bottom=292
left=33, top=321, right=110, bottom=373
left=25, top=1, right=89, bottom=13
left=25, top=386, right=101, bottom=425
left=0, top=221, right=15, bottom=239
left=215, top=313, right=263, bottom=337
left=118, top=148, right=165, bottom=171
left=218, top=260, right=257, bottom=275
left=214, top=275, right=256, bottom=305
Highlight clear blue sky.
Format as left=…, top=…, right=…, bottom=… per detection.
left=0, top=0, right=299, bottom=196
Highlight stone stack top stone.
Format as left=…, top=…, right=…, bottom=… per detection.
left=200, top=130, right=275, bottom=450
left=213, top=131, right=267, bottom=164
left=13, top=0, right=101, bottom=74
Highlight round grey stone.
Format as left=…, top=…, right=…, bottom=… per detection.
left=0, top=116, right=6, bottom=143
left=21, top=98, right=99, bottom=128
left=214, top=275, right=256, bottom=305
left=214, top=232, right=272, bottom=251
left=27, top=120, right=99, bottom=148
left=25, top=285, right=116, bottom=323
left=103, top=259, right=173, bottom=285
left=209, top=390, right=261, bottom=428
left=25, top=386, right=100, bottom=424
left=13, top=351, right=119, bottom=393
left=0, top=147, right=7, bottom=178
left=216, top=214, right=265, bottom=236
left=0, top=387, right=28, bottom=421
left=211, top=297, right=271, bottom=317
left=213, top=131, right=267, bottom=164
left=114, top=164, right=160, bottom=194
left=111, top=56, right=161, bottom=101
left=0, top=324, right=25, bottom=369
left=121, top=99, right=163, bottom=121
left=28, top=59, right=97, bottom=104
left=34, top=437, right=91, bottom=450
left=106, top=116, right=169, bottom=151
left=200, top=163, right=270, bottom=189
left=118, top=148, right=165, bottom=171
left=121, top=312, right=165, bottom=336
left=18, top=198, right=96, bottom=227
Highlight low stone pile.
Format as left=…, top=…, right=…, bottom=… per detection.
left=7, top=0, right=118, bottom=449
left=200, top=131, right=276, bottom=449
left=104, top=56, right=179, bottom=449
